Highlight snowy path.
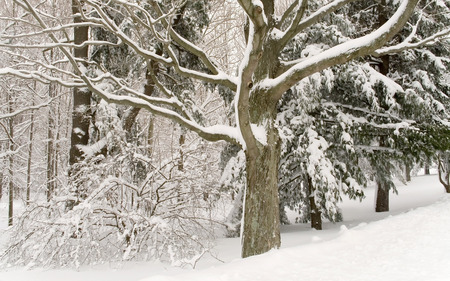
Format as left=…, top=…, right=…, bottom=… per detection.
left=0, top=174, right=448, bottom=281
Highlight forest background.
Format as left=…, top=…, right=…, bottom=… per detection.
left=0, top=0, right=449, bottom=268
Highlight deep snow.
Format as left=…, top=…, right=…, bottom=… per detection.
left=0, top=174, right=449, bottom=281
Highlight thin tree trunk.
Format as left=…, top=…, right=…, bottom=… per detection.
left=375, top=136, right=390, bottom=212
left=405, top=162, right=412, bottom=182
left=424, top=162, right=430, bottom=175
left=26, top=103, right=35, bottom=205
left=0, top=171, right=3, bottom=201
left=178, top=133, right=185, bottom=171
left=8, top=91, right=14, bottom=226
left=47, top=88, right=55, bottom=201
left=375, top=181, right=390, bottom=212
left=307, top=175, right=322, bottom=230
left=147, top=116, right=154, bottom=156
left=438, top=153, right=450, bottom=193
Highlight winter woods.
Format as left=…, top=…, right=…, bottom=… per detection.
left=0, top=0, right=449, bottom=267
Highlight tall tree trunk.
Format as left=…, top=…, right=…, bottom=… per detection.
left=26, top=102, right=35, bottom=205
left=374, top=0, right=390, bottom=213
left=424, top=161, right=430, bottom=175
left=405, top=162, right=412, bottom=182
left=375, top=136, right=390, bottom=212
left=0, top=171, right=3, bottom=201
left=438, top=153, right=450, bottom=193
left=375, top=181, right=390, bottom=212
left=242, top=125, right=281, bottom=258
left=123, top=55, right=161, bottom=142
left=47, top=83, right=55, bottom=201
left=8, top=90, right=14, bottom=226
left=307, top=175, right=322, bottom=230
left=69, top=0, right=92, bottom=166
left=147, top=116, right=154, bottom=156
left=178, top=133, right=185, bottom=171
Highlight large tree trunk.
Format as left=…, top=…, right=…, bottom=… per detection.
left=69, top=0, right=92, bottom=166
left=242, top=125, right=281, bottom=258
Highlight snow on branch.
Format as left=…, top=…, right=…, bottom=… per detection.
left=0, top=92, right=63, bottom=120
left=0, top=67, right=84, bottom=88
left=0, top=40, right=119, bottom=50
left=237, top=0, right=268, bottom=28
left=138, top=0, right=225, bottom=78
left=80, top=72, right=242, bottom=145
left=278, top=0, right=356, bottom=48
left=0, top=22, right=104, bottom=40
left=5, top=0, right=242, bottom=148
left=84, top=0, right=238, bottom=91
left=268, top=0, right=420, bottom=99
left=374, top=28, right=450, bottom=56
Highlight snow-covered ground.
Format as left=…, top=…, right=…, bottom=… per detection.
left=1, top=174, right=449, bottom=281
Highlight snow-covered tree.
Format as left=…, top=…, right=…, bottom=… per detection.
left=1, top=0, right=448, bottom=258
left=278, top=0, right=450, bottom=224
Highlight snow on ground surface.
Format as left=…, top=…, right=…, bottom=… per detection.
left=0, top=174, right=449, bottom=281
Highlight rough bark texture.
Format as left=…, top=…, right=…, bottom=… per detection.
left=242, top=128, right=281, bottom=257
left=69, top=0, right=92, bottom=166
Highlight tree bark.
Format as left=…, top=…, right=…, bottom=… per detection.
left=405, top=162, right=412, bottom=182
left=307, top=175, right=322, bottom=230
left=242, top=124, right=281, bottom=258
left=375, top=136, right=390, bottom=212
left=26, top=102, right=35, bottom=205
left=69, top=0, right=92, bottom=166
left=47, top=88, right=55, bottom=201
left=374, top=1, right=391, bottom=213
left=438, top=153, right=450, bottom=193
left=8, top=90, right=14, bottom=226
left=375, top=181, right=390, bottom=212
left=242, top=149, right=281, bottom=257
left=424, top=162, right=430, bottom=175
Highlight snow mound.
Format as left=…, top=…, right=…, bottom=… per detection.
left=142, top=195, right=450, bottom=281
